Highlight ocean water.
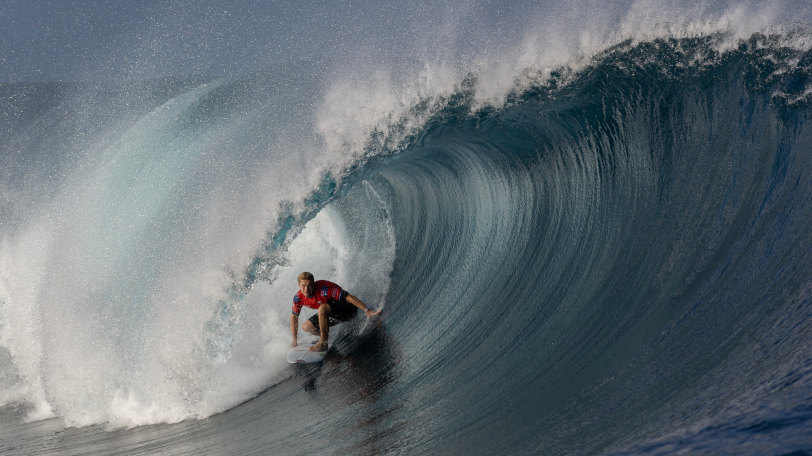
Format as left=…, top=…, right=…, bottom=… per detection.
left=1, top=2, right=811, bottom=455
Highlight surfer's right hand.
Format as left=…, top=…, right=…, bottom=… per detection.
left=365, top=308, right=382, bottom=318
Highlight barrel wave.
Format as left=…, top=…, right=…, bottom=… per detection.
left=1, top=31, right=811, bottom=456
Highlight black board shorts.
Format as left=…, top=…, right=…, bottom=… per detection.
left=308, top=295, right=358, bottom=330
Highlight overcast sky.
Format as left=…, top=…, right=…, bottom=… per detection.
left=1, top=0, right=355, bottom=81
left=2, top=0, right=808, bottom=82
left=0, top=0, right=534, bottom=82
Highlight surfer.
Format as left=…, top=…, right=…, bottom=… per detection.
left=290, top=272, right=381, bottom=351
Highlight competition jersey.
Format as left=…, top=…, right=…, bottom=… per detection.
left=292, top=280, right=346, bottom=316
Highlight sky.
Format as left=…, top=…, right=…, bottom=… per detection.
left=1, top=0, right=809, bottom=83
left=1, top=0, right=348, bottom=81
left=0, top=0, right=531, bottom=82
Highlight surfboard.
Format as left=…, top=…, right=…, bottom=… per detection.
left=286, top=344, right=327, bottom=364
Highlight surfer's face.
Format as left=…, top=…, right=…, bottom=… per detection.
left=299, top=279, right=315, bottom=297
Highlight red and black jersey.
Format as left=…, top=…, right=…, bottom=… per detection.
left=292, top=280, right=347, bottom=316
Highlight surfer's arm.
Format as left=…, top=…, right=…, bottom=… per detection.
left=346, top=294, right=381, bottom=317
left=290, top=314, right=299, bottom=347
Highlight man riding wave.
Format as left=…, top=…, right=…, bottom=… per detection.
left=290, top=272, right=381, bottom=351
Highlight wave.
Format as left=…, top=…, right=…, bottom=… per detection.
left=345, top=33, right=812, bottom=454
left=1, top=28, right=811, bottom=455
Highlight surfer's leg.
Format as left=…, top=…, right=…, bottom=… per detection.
left=302, top=318, right=318, bottom=336
left=312, top=303, right=332, bottom=351
left=302, top=304, right=330, bottom=336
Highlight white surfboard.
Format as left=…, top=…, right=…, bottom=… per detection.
left=286, top=344, right=327, bottom=364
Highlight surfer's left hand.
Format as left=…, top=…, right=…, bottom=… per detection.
left=365, top=308, right=382, bottom=318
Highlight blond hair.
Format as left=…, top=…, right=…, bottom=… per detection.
left=297, top=271, right=315, bottom=282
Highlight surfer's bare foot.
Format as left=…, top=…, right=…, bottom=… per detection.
left=310, top=341, right=327, bottom=352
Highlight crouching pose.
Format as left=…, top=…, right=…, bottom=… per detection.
left=290, top=272, right=381, bottom=351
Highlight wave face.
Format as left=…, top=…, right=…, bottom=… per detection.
left=357, top=35, right=812, bottom=455
left=1, top=26, right=811, bottom=456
